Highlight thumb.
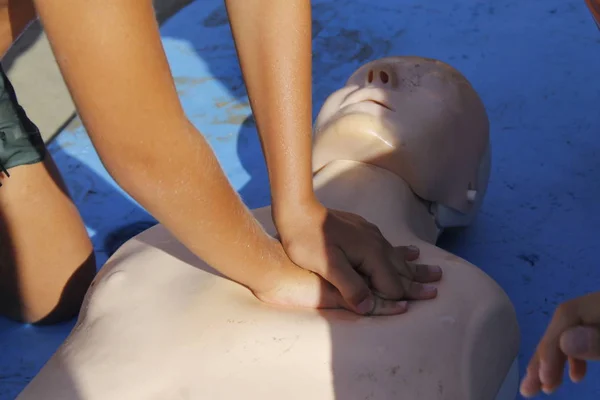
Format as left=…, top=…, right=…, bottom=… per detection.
left=560, top=326, right=600, bottom=361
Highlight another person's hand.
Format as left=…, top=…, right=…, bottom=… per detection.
left=520, top=291, right=600, bottom=397
left=252, top=241, right=439, bottom=316
left=273, top=199, right=442, bottom=315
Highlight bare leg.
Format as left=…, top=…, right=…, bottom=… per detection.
left=0, top=0, right=94, bottom=323
left=0, top=150, right=96, bottom=324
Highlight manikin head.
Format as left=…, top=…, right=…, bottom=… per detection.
left=312, top=56, right=491, bottom=229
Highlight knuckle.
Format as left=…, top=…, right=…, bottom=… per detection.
left=323, top=246, right=354, bottom=273
left=346, top=283, right=370, bottom=305
left=376, top=286, right=404, bottom=301
left=366, top=223, right=383, bottom=236
left=555, top=301, right=577, bottom=319
left=369, top=237, right=388, bottom=252
left=372, top=223, right=383, bottom=234
left=352, top=213, right=368, bottom=223
left=324, top=245, right=343, bottom=262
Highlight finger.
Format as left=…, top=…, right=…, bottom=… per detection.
left=396, top=245, right=420, bottom=261
left=364, top=256, right=407, bottom=300
left=338, top=293, right=408, bottom=316
left=560, top=326, right=600, bottom=361
left=369, top=296, right=408, bottom=316
left=390, top=247, right=415, bottom=280
left=399, top=278, right=438, bottom=300
left=536, top=303, right=581, bottom=393
left=347, top=243, right=406, bottom=301
left=520, top=354, right=543, bottom=398
left=324, top=246, right=374, bottom=315
left=411, top=263, right=443, bottom=283
left=391, top=248, right=443, bottom=283
left=540, top=354, right=566, bottom=394
left=567, top=357, right=587, bottom=383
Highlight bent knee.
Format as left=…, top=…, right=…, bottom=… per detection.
left=0, top=252, right=96, bottom=324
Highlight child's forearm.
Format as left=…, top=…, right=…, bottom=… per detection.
left=109, top=121, right=288, bottom=293
left=34, top=0, right=288, bottom=292
left=225, top=0, right=315, bottom=219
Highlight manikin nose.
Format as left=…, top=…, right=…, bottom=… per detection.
left=365, top=65, right=397, bottom=88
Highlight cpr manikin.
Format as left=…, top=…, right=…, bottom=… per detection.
left=17, top=56, right=520, bottom=400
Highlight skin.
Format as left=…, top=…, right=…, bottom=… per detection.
left=0, top=0, right=36, bottom=55
left=31, top=0, right=293, bottom=296
left=0, top=156, right=96, bottom=324
left=0, top=0, right=96, bottom=324
left=520, top=292, right=600, bottom=397
left=586, top=0, right=600, bottom=28
left=225, top=0, right=415, bottom=313
left=0, top=0, right=423, bottom=323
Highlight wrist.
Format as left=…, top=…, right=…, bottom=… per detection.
left=268, top=157, right=316, bottom=223
left=270, top=178, right=315, bottom=211
left=271, top=195, right=325, bottom=236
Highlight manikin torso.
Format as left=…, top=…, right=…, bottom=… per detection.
left=17, top=57, right=520, bottom=400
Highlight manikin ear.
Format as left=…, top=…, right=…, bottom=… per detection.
left=467, top=184, right=477, bottom=203
left=431, top=144, right=491, bottom=230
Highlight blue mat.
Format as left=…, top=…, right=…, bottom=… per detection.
left=1, top=0, right=599, bottom=398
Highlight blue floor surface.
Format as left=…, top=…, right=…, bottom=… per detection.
left=1, top=0, right=599, bottom=398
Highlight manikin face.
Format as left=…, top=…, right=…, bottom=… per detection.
left=313, top=56, right=490, bottom=216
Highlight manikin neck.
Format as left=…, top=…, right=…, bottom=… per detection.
left=312, top=160, right=439, bottom=246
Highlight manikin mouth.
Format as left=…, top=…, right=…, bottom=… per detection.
left=361, top=99, right=394, bottom=111
left=340, top=89, right=395, bottom=112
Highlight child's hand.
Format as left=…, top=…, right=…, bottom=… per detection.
left=274, top=199, right=442, bottom=315
left=252, top=241, right=441, bottom=316
left=253, top=263, right=409, bottom=316
left=520, top=291, right=600, bottom=397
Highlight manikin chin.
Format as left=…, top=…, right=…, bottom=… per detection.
left=18, top=56, right=519, bottom=400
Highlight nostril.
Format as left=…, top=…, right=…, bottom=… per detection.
left=367, top=70, right=374, bottom=83
left=366, top=68, right=393, bottom=85
left=380, top=71, right=389, bottom=84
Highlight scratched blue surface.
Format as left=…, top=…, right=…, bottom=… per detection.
left=1, top=0, right=600, bottom=398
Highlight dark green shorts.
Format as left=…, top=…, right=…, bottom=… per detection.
left=0, top=65, right=45, bottom=177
